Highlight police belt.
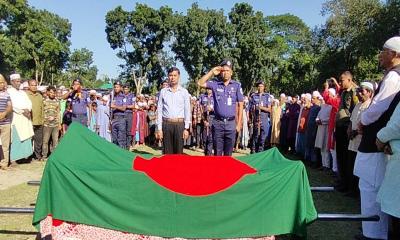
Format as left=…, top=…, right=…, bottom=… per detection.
left=215, top=116, right=235, bottom=122
left=163, top=117, right=184, bottom=123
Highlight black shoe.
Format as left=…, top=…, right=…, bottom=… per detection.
left=334, top=185, right=348, bottom=193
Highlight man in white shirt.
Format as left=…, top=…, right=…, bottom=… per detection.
left=354, top=36, right=400, bottom=240
left=7, top=73, right=34, bottom=162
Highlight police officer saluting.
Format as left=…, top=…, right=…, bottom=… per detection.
left=198, top=59, right=244, bottom=156
left=250, top=81, right=271, bottom=153
left=111, top=81, right=127, bottom=149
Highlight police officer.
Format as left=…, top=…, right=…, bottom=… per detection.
left=123, top=85, right=135, bottom=148
left=111, top=81, right=127, bottom=149
left=198, top=59, right=244, bottom=156
left=201, top=88, right=214, bottom=155
left=63, top=78, right=89, bottom=126
left=250, top=81, right=271, bottom=153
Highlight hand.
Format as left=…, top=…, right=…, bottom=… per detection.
left=376, top=138, right=386, bottom=151
left=183, top=129, right=189, bottom=140
left=357, top=122, right=364, bottom=135
left=0, top=112, right=5, bottom=120
left=22, top=109, right=31, bottom=119
left=211, top=66, right=222, bottom=76
left=383, top=144, right=393, bottom=155
left=156, top=130, right=163, bottom=140
left=236, top=124, right=241, bottom=133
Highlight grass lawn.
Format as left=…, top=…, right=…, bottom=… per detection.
left=0, top=146, right=361, bottom=240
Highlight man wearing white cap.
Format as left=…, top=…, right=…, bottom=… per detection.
left=355, top=36, right=400, bottom=240
left=7, top=74, right=34, bottom=162
left=97, top=95, right=111, bottom=142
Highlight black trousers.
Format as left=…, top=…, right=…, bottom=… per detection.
left=335, top=123, right=350, bottom=189
left=33, top=125, right=43, bottom=159
left=346, top=150, right=359, bottom=194
left=162, top=121, right=184, bottom=154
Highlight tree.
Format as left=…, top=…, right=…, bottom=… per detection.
left=105, top=4, right=175, bottom=94
left=65, top=48, right=98, bottom=87
left=0, top=1, right=71, bottom=84
left=172, top=3, right=231, bottom=91
left=228, top=3, right=272, bottom=93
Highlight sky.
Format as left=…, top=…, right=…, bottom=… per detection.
left=28, top=0, right=328, bottom=83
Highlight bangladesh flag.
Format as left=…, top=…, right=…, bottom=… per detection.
left=33, top=123, right=317, bottom=238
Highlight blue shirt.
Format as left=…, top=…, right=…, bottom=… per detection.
left=68, top=91, right=88, bottom=115
left=200, top=93, right=214, bottom=115
left=112, top=92, right=127, bottom=116
left=250, top=92, right=271, bottom=121
left=206, top=79, right=244, bottom=118
left=124, top=93, right=135, bottom=113
left=157, top=85, right=191, bottom=131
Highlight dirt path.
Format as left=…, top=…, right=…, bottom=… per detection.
left=0, top=161, right=45, bottom=190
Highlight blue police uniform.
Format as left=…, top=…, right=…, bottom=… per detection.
left=250, top=92, right=271, bottom=153
left=111, top=91, right=127, bottom=149
left=124, top=92, right=135, bottom=147
left=206, top=78, right=244, bottom=156
left=201, top=93, right=214, bottom=156
left=69, top=91, right=89, bottom=126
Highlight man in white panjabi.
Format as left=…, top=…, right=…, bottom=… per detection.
left=7, top=74, right=34, bottom=162
left=355, top=36, right=400, bottom=240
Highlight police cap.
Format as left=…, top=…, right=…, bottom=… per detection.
left=255, top=80, right=265, bottom=87
left=114, top=81, right=123, bottom=86
left=220, top=59, right=233, bottom=69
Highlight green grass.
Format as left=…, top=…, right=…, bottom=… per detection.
left=0, top=149, right=361, bottom=240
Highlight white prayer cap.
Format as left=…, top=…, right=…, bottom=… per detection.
left=102, top=95, right=109, bottom=101
left=287, top=96, right=292, bottom=102
left=312, top=91, right=321, bottom=98
left=305, top=93, right=312, bottom=101
left=89, top=89, right=97, bottom=95
left=301, top=93, right=306, bottom=98
left=270, top=94, right=274, bottom=99
left=280, top=93, right=286, bottom=98
left=38, top=86, right=47, bottom=92
left=191, top=96, right=197, bottom=100
left=96, top=92, right=102, bottom=97
left=383, top=36, right=400, bottom=53
left=19, top=81, right=29, bottom=90
left=328, top=88, right=336, bottom=96
left=360, top=82, right=374, bottom=91
left=10, top=73, right=21, bottom=81
left=59, top=85, right=66, bottom=90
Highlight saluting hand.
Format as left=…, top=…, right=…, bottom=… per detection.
left=211, top=66, right=222, bottom=76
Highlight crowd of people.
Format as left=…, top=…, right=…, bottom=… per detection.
left=0, top=36, right=399, bottom=240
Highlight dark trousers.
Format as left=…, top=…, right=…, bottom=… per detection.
left=112, top=116, right=127, bottom=149
left=32, top=125, right=43, bottom=159
left=347, top=150, right=359, bottom=194
left=203, top=124, right=213, bottom=156
left=125, top=112, right=133, bottom=146
left=162, top=121, right=184, bottom=154
left=194, top=123, right=202, bottom=148
left=251, top=118, right=269, bottom=153
left=335, top=123, right=350, bottom=189
left=42, top=126, right=59, bottom=158
left=212, top=119, right=236, bottom=156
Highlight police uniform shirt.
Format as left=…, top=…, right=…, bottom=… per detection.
left=201, top=94, right=215, bottom=115
left=68, top=91, right=89, bottom=115
left=250, top=92, right=271, bottom=116
left=124, top=93, right=135, bottom=113
left=112, top=92, right=127, bottom=116
left=206, top=78, right=244, bottom=118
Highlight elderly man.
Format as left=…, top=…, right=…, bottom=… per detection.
left=0, top=74, right=12, bottom=170
left=26, top=79, right=44, bottom=161
left=7, top=73, right=34, bottom=162
left=354, top=36, right=400, bottom=240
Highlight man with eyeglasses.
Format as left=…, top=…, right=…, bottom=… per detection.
left=354, top=36, right=400, bottom=240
